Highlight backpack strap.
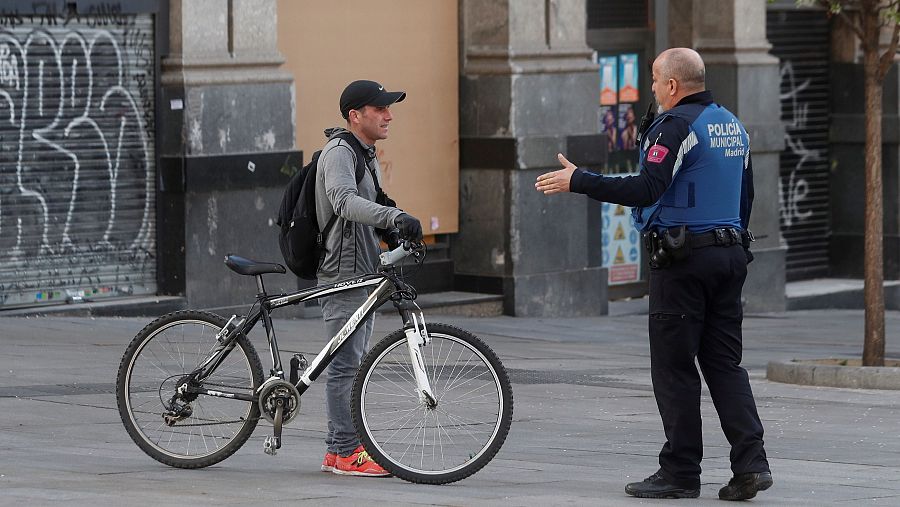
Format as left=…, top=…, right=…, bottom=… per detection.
left=319, top=132, right=380, bottom=238
left=333, top=131, right=374, bottom=187
left=332, top=131, right=394, bottom=208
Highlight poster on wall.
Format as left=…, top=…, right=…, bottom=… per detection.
left=617, top=104, right=638, bottom=151
left=618, top=53, right=639, bottom=103
left=596, top=52, right=643, bottom=285
left=600, top=105, right=618, bottom=154
left=598, top=52, right=641, bottom=173
left=599, top=56, right=618, bottom=106
left=601, top=198, right=641, bottom=285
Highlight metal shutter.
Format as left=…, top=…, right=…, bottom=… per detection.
left=0, top=14, right=157, bottom=307
left=767, top=9, right=832, bottom=280
left=587, top=0, right=649, bottom=30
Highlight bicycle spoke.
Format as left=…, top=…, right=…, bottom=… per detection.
left=122, top=316, right=259, bottom=462
left=357, top=328, right=509, bottom=480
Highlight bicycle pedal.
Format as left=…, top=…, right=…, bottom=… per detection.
left=263, top=435, right=280, bottom=456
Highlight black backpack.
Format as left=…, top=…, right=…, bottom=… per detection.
left=276, top=132, right=368, bottom=279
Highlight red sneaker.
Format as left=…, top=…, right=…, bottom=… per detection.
left=321, top=452, right=337, bottom=472
left=332, top=445, right=391, bottom=477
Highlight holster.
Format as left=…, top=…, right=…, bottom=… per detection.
left=662, top=225, right=692, bottom=261
left=643, top=225, right=692, bottom=268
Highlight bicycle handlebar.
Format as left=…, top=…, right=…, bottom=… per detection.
left=379, top=242, right=422, bottom=267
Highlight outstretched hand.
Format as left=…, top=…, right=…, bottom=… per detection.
left=535, top=153, right=577, bottom=195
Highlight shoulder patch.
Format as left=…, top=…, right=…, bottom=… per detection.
left=646, top=144, right=669, bottom=163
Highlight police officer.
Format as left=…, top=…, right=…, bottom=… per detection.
left=535, top=48, right=772, bottom=501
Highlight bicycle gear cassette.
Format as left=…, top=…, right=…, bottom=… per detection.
left=257, top=379, right=301, bottom=425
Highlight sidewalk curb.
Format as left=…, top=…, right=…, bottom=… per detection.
left=767, top=359, right=900, bottom=390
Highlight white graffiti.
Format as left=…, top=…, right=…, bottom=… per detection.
left=778, top=61, right=819, bottom=228
left=0, top=23, right=154, bottom=304
left=0, top=43, right=19, bottom=89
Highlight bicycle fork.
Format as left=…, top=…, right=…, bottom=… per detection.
left=404, top=310, right=436, bottom=408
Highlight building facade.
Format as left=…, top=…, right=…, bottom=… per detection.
left=1, top=0, right=896, bottom=315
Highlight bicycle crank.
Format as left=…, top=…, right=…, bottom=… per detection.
left=257, top=378, right=300, bottom=456
left=257, top=378, right=301, bottom=424
left=264, top=402, right=283, bottom=456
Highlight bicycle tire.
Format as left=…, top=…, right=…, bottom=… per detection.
left=352, top=323, right=513, bottom=484
left=116, top=310, right=264, bottom=468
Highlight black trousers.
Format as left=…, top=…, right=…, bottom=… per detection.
left=648, top=244, right=769, bottom=489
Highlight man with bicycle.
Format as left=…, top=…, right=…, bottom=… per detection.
left=313, top=79, right=423, bottom=477
left=535, top=48, right=772, bottom=501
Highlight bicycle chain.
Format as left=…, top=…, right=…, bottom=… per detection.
left=201, top=381, right=254, bottom=391
left=167, top=381, right=258, bottom=427
left=171, top=417, right=260, bottom=428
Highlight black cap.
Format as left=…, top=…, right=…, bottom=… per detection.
left=339, top=80, right=406, bottom=119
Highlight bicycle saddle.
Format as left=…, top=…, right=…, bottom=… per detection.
left=224, top=255, right=286, bottom=276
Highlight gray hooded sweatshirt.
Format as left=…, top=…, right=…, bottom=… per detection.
left=314, top=127, right=402, bottom=281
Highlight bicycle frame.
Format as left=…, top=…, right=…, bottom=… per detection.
left=187, top=261, right=434, bottom=405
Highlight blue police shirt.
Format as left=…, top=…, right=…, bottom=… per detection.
left=570, top=91, right=754, bottom=233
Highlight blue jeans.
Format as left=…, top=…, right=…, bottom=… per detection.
left=320, top=287, right=374, bottom=456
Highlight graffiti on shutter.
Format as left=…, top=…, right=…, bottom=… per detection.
left=767, top=8, right=831, bottom=281
left=0, top=8, right=156, bottom=307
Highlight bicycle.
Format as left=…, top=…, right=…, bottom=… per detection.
left=115, top=242, right=513, bottom=484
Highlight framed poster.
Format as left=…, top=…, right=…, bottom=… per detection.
left=617, top=103, right=638, bottom=151
left=618, top=53, right=639, bottom=103
left=600, top=105, right=618, bottom=154
left=601, top=194, right=641, bottom=285
left=599, top=56, right=618, bottom=106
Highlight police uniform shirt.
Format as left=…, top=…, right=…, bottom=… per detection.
left=570, top=91, right=754, bottom=233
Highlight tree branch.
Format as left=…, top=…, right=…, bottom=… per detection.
left=878, top=0, right=900, bottom=28
left=824, top=1, right=867, bottom=43
left=876, top=19, right=900, bottom=80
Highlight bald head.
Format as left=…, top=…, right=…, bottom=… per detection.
left=651, top=48, right=706, bottom=112
left=656, top=48, right=705, bottom=90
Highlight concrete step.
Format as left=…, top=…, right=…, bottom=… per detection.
left=786, top=278, right=900, bottom=311
left=11, top=280, right=897, bottom=317
left=0, top=295, right=187, bottom=318
left=378, top=291, right=504, bottom=317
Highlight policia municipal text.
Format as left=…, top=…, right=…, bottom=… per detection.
left=535, top=48, right=772, bottom=501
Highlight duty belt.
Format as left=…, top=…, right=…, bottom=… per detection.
left=690, top=227, right=747, bottom=248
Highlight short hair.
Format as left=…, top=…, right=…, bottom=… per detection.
left=658, top=48, right=705, bottom=90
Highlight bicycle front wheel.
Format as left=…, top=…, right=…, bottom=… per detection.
left=352, top=323, right=513, bottom=484
left=116, top=310, right=264, bottom=468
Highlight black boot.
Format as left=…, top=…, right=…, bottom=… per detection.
left=625, top=471, right=700, bottom=499
left=718, top=471, right=773, bottom=501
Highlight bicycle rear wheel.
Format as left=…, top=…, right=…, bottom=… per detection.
left=116, top=310, right=264, bottom=468
left=352, top=323, right=513, bottom=484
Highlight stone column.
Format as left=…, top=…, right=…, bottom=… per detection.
left=667, top=0, right=694, bottom=48
left=455, top=0, right=608, bottom=316
left=158, top=0, right=298, bottom=308
left=690, top=0, right=788, bottom=312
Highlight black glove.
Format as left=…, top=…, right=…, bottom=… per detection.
left=394, top=213, right=423, bottom=242
left=384, top=229, right=401, bottom=250
left=375, top=227, right=401, bottom=250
